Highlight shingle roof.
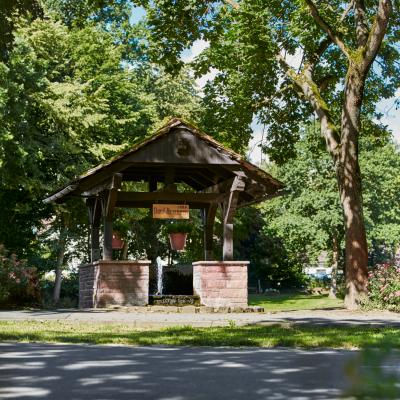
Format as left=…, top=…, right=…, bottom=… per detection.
left=44, top=118, right=283, bottom=205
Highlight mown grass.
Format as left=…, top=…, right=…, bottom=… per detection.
left=0, top=320, right=398, bottom=349
left=249, top=293, right=344, bottom=311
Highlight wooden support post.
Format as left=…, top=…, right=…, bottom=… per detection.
left=100, top=174, right=122, bottom=261
left=204, top=204, right=217, bottom=261
left=103, top=219, right=113, bottom=260
left=91, top=224, right=100, bottom=262
left=149, top=177, right=157, bottom=192
left=222, top=175, right=246, bottom=261
left=164, top=167, right=177, bottom=192
left=86, top=197, right=101, bottom=262
left=222, top=223, right=234, bottom=261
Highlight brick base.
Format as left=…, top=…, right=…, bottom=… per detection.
left=79, top=260, right=150, bottom=308
left=193, top=261, right=249, bottom=308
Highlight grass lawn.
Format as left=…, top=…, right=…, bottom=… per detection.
left=249, top=293, right=344, bottom=311
left=0, top=320, right=397, bottom=349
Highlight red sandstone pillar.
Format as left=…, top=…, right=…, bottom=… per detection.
left=193, top=261, right=249, bottom=308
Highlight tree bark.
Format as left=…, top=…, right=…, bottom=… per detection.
left=53, top=234, right=66, bottom=303
left=329, top=235, right=339, bottom=299
left=337, top=64, right=368, bottom=309
left=122, top=240, right=129, bottom=260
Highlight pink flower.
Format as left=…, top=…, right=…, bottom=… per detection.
left=395, top=291, right=400, bottom=297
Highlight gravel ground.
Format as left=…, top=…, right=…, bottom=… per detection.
left=0, top=308, right=399, bottom=327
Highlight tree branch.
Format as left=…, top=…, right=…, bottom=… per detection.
left=362, top=0, right=392, bottom=71
left=354, top=0, right=369, bottom=46
left=317, top=75, right=336, bottom=92
left=304, top=0, right=350, bottom=59
left=340, top=0, right=355, bottom=22
left=304, top=37, right=331, bottom=78
left=276, top=53, right=340, bottom=157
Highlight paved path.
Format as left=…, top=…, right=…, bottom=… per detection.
left=0, top=309, right=399, bottom=327
left=0, top=342, right=357, bottom=399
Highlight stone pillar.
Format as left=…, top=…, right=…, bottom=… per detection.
left=79, top=263, right=96, bottom=308
left=193, top=261, right=249, bottom=308
left=79, top=260, right=150, bottom=308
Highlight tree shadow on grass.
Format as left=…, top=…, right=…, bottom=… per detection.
left=0, top=324, right=399, bottom=349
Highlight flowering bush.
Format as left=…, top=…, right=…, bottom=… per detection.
left=0, top=244, right=40, bottom=307
left=362, top=263, right=400, bottom=312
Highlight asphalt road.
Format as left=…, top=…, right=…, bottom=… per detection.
left=0, top=342, right=357, bottom=400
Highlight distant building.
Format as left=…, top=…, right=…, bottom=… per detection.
left=303, top=252, right=332, bottom=278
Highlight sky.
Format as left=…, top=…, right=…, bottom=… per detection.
left=131, top=7, right=400, bottom=164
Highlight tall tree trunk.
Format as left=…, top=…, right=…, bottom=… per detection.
left=329, top=235, right=339, bottom=299
left=122, top=240, right=129, bottom=260
left=338, top=65, right=368, bottom=309
left=53, top=234, right=66, bottom=303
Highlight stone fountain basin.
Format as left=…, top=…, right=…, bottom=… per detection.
left=149, top=295, right=201, bottom=306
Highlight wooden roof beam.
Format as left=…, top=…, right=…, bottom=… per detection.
left=82, top=173, right=123, bottom=197
left=116, top=191, right=225, bottom=206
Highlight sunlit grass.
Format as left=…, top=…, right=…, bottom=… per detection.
left=0, top=321, right=397, bottom=349
left=249, top=293, right=344, bottom=311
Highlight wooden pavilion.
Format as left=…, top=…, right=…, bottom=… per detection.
left=44, top=118, right=283, bottom=308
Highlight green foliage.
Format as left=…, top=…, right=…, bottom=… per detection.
left=361, top=143, right=400, bottom=257
left=234, top=207, right=306, bottom=288
left=0, top=244, right=40, bottom=307
left=142, top=0, right=400, bottom=161
left=165, top=221, right=193, bottom=234
left=262, top=126, right=343, bottom=267
left=262, top=124, right=400, bottom=269
left=0, top=11, right=202, bottom=270
left=41, top=271, right=79, bottom=308
left=361, top=263, right=400, bottom=312
left=0, top=0, right=43, bottom=61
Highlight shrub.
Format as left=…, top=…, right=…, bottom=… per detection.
left=41, top=271, right=79, bottom=308
left=165, top=221, right=193, bottom=234
left=362, top=263, right=400, bottom=312
left=0, top=244, right=40, bottom=307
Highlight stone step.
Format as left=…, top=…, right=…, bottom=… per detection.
left=106, top=305, right=265, bottom=313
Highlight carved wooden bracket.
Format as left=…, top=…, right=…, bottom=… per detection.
left=222, top=175, right=246, bottom=261
left=86, top=197, right=101, bottom=227
left=100, top=173, right=122, bottom=221
left=223, top=175, right=246, bottom=225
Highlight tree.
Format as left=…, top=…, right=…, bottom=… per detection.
left=142, top=0, right=400, bottom=308
left=0, top=0, right=43, bottom=61
left=0, top=11, right=203, bottom=301
left=263, top=122, right=400, bottom=297
left=234, top=207, right=305, bottom=290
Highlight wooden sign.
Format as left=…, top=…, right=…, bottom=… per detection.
left=152, top=204, right=189, bottom=219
